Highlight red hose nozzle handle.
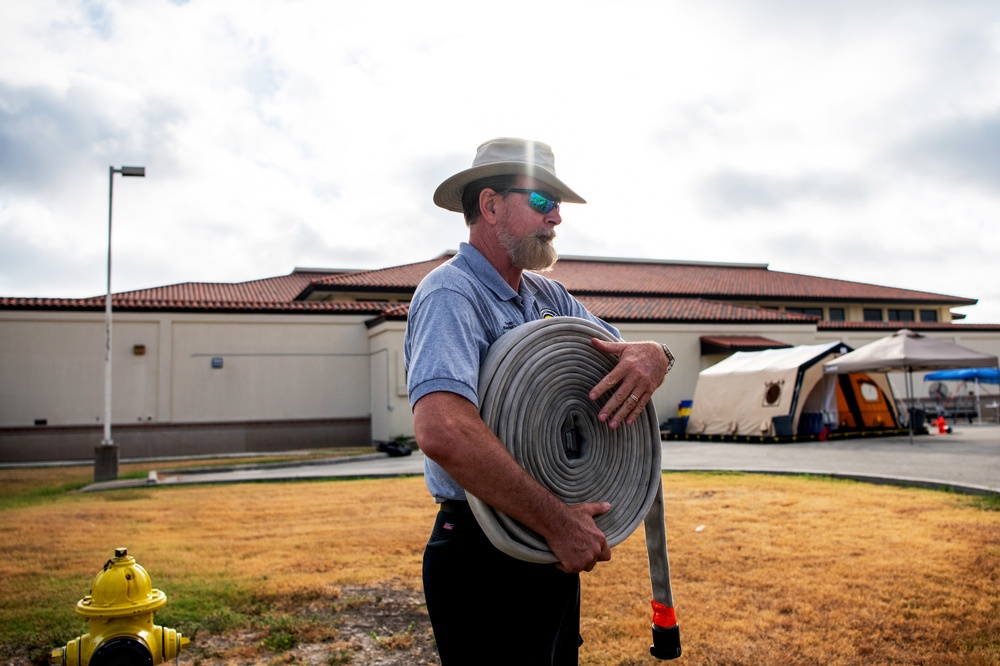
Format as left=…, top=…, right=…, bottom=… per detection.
left=650, top=600, right=681, bottom=660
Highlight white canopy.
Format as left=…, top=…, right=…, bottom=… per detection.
left=823, top=329, right=997, bottom=375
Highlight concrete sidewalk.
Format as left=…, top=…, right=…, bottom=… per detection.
left=83, top=423, right=1000, bottom=495
left=661, top=423, right=999, bottom=495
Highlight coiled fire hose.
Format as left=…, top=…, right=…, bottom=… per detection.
left=468, top=316, right=682, bottom=659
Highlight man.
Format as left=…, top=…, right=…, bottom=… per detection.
left=404, top=137, right=672, bottom=664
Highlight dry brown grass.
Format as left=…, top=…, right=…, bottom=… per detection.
left=0, top=466, right=997, bottom=665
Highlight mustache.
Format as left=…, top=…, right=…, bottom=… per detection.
left=532, top=229, right=557, bottom=242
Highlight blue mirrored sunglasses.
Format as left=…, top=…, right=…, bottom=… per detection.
left=507, top=188, right=560, bottom=214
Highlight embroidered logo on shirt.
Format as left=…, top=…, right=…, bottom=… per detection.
left=443, top=522, right=455, bottom=531
left=502, top=320, right=516, bottom=331
left=540, top=308, right=558, bottom=319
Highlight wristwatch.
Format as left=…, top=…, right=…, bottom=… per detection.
left=661, top=343, right=675, bottom=376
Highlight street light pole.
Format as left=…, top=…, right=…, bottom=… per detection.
left=95, top=165, right=145, bottom=483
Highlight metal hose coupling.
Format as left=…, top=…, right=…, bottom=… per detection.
left=471, top=316, right=681, bottom=659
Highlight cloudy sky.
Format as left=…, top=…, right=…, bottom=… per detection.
left=2, top=1, right=999, bottom=323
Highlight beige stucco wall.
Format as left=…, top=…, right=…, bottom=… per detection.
left=169, top=316, right=371, bottom=422
left=0, top=314, right=161, bottom=427
left=367, top=320, right=411, bottom=442
left=0, top=311, right=373, bottom=429
left=3, top=308, right=998, bottom=461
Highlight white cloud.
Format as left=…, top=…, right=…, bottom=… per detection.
left=0, top=0, right=998, bottom=323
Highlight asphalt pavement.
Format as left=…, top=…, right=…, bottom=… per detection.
left=82, top=423, right=1000, bottom=495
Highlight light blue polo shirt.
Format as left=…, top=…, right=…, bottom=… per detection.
left=404, top=242, right=620, bottom=501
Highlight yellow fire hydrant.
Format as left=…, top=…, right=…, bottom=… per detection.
left=51, top=547, right=189, bottom=665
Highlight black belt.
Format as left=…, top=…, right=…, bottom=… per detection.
left=439, top=499, right=474, bottom=515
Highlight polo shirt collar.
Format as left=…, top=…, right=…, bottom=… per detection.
left=457, top=242, right=519, bottom=302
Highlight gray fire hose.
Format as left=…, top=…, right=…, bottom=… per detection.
left=468, top=316, right=682, bottom=659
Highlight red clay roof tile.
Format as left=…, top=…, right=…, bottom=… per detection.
left=114, top=271, right=329, bottom=303
left=309, top=254, right=974, bottom=305
left=574, top=296, right=815, bottom=323
left=3, top=253, right=995, bottom=332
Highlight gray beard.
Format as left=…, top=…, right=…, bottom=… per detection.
left=497, top=223, right=558, bottom=272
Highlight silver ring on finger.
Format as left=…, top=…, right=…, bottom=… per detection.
left=628, top=393, right=639, bottom=404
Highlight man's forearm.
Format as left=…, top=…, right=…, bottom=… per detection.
left=413, top=392, right=568, bottom=531
left=414, top=390, right=612, bottom=572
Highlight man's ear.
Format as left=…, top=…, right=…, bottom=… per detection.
left=479, top=188, right=499, bottom=224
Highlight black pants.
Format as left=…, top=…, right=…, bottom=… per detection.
left=423, top=506, right=582, bottom=665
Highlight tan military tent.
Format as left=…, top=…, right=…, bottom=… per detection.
left=685, top=341, right=898, bottom=439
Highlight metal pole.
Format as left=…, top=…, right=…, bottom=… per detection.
left=103, top=166, right=114, bottom=447
left=906, top=366, right=914, bottom=445
left=974, top=378, right=982, bottom=424
left=96, top=165, right=143, bottom=483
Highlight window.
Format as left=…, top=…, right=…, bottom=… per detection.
left=888, top=309, right=915, bottom=322
left=863, top=308, right=883, bottom=322
left=920, top=309, right=939, bottom=322
left=787, top=307, right=823, bottom=318
left=828, top=308, right=845, bottom=321
left=763, top=382, right=782, bottom=406
left=859, top=381, right=881, bottom=402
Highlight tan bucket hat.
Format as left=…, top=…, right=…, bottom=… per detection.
left=433, top=137, right=586, bottom=212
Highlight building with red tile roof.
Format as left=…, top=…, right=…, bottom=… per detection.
left=2, top=252, right=998, bottom=462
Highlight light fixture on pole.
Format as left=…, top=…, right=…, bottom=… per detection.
left=95, top=165, right=145, bottom=483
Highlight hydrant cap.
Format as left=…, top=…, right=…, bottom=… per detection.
left=76, top=548, right=167, bottom=618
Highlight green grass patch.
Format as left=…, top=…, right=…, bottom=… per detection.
left=260, top=615, right=298, bottom=652
left=968, top=493, right=1000, bottom=511
left=26, top=578, right=345, bottom=658
left=0, top=479, right=90, bottom=511
left=0, top=577, right=257, bottom=650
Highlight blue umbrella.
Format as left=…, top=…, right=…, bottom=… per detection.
left=924, top=367, right=1000, bottom=424
left=923, top=367, right=999, bottom=384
